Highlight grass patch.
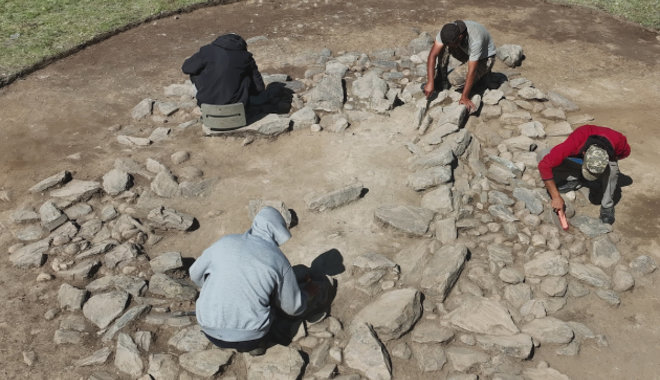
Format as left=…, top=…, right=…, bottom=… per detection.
left=551, top=0, right=660, bottom=30
left=0, top=0, right=213, bottom=79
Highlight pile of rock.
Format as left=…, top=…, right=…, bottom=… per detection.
left=4, top=30, right=658, bottom=380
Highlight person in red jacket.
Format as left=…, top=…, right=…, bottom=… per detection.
left=538, top=125, right=631, bottom=224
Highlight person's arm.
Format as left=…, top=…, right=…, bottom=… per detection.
left=459, top=60, right=478, bottom=112
left=424, top=41, right=444, bottom=98
left=543, top=179, right=565, bottom=213
left=276, top=266, right=307, bottom=317
left=181, top=51, right=205, bottom=76
left=249, top=57, right=266, bottom=94
left=188, top=252, right=210, bottom=288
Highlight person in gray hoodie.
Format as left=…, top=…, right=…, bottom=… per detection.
left=189, top=206, right=310, bottom=354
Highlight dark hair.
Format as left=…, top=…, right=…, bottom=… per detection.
left=440, top=20, right=467, bottom=44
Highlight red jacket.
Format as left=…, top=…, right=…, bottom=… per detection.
left=538, top=125, right=631, bottom=180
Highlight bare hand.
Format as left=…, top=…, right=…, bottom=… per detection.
left=459, top=96, right=475, bottom=112
left=551, top=196, right=565, bottom=213
left=424, top=82, right=434, bottom=98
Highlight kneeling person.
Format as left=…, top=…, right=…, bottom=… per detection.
left=189, top=207, right=314, bottom=355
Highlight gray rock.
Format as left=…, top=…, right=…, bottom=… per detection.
left=177, top=166, right=203, bottom=180
left=571, top=215, right=613, bottom=237
left=102, top=169, right=131, bottom=196
left=411, top=343, right=446, bottom=372
left=146, top=158, right=169, bottom=174
left=489, top=191, right=515, bottom=206
left=545, top=121, right=573, bottom=136
left=151, top=171, right=179, bottom=198
left=147, top=206, right=195, bottom=231
left=131, top=98, right=154, bottom=120
left=305, top=182, right=364, bottom=211
left=246, top=114, right=291, bottom=136
left=179, top=349, right=233, bottom=377
left=547, top=91, right=579, bottom=112
left=117, top=135, right=152, bottom=146
left=518, top=121, right=546, bottom=138
left=39, top=201, right=68, bottom=232
left=522, top=365, right=570, bottom=380
left=591, top=236, right=621, bottom=268
left=501, top=135, right=535, bottom=152
left=435, top=217, right=457, bottom=244
left=310, top=340, right=331, bottom=368
left=421, top=185, right=453, bottom=214
left=59, top=314, right=87, bottom=332
left=566, top=321, right=596, bottom=341
left=155, top=101, right=178, bottom=117
left=374, top=205, right=434, bottom=236
left=612, top=268, right=635, bottom=292
left=409, top=146, right=454, bottom=169
left=50, top=180, right=101, bottom=202
left=407, top=166, right=452, bottom=191
left=11, top=208, right=40, bottom=224
left=447, top=296, right=519, bottom=335
left=475, top=334, right=533, bottom=359
left=487, top=164, right=516, bottom=185
left=150, top=251, right=183, bottom=273
left=9, top=239, right=49, bottom=268
left=500, top=111, right=532, bottom=124
left=449, top=128, right=473, bottom=157
left=115, top=333, right=143, bottom=377
left=541, top=108, right=567, bottom=121
left=522, top=317, right=574, bottom=344
left=168, top=326, right=209, bottom=352
left=148, top=353, right=179, bottom=380
left=344, top=323, right=391, bottom=380
left=58, top=283, right=87, bottom=310
left=30, top=170, right=72, bottom=193
left=320, top=113, right=349, bottom=133
left=104, top=243, right=139, bottom=269
left=408, top=32, right=434, bottom=53
left=245, top=345, right=305, bottom=380
left=63, top=202, right=93, bottom=220
left=509, top=77, right=532, bottom=89
left=569, top=262, right=611, bottom=288
left=325, top=61, right=349, bottom=77
left=488, top=205, right=518, bottom=222
left=352, top=71, right=388, bottom=100
left=248, top=200, right=292, bottom=227
left=290, top=106, right=319, bottom=130
left=391, top=342, right=412, bottom=360
left=540, top=276, right=568, bottom=297
left=499, top=268, right=525, bottom=284
left=420, top=244, right=468, bottom=301
left=115, top=157, right=153, bottom=180
left=513, top=187, right=543, bottom=215
left=517, top=87, right=546, bottom=100
left=54, top=329, right=83, bottom=345
left=411, top=321, right=454, bottom=344
left=496, top=44, right=524, bottom=67
left=170, top=151, right=190, bottom=166
left=101, top=205, right=118, bottom=222
left=76, top=240, right=116, bottom=261
left=83, top=291, right=130, bottom=329
left=482, top=89, right=504, bottom=105
left=87, top=371, right=118, bottom=380
left=481, top=104, right=502, bottom=119
left=524, top=252, right=569, bottom=277
left=446, top=346, right=489, bottom=371
left=57, top=259, right=101, bottom=281
left=74, top=347, right=112, bottom=367
left=421, top=123, right=460, bottom=145
left=102, top=305, right=151, bottom=342
left=149, top=273, right=197, bottom=300
left=488, top=245, right=514, bottom=266
left=164, top=82, right=196, bottom=97
left=114, top=275, right=148, bottom=297
left=629, top=255, right=657, bottom=275
left=352, top=288, right=422, bottom=341
left=353, top=252, right=397, bottom=271
left=595, top=289, right=621, bottom=306
left=305, top=75, right=345, bottom=112
left=504, top=283, right=532, bottom=309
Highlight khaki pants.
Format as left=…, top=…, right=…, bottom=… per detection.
left=436, top=46, right=495, bottom=89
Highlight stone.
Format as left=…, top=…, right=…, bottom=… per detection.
left=489, top=245, right=514, bottom=266
left=248, top=200, right=292, bottom=227
left=149, top=273, right=197, bottom=300
left=411, top=343, right=446, bottom=372
left=76, top=240, right=117, bottom=261
left=545, top=121, right=573, bottom=136
left=290, top=106, right=319, bottom=130
left=101, top=205, right=118, bottom=222
left=305, top=182, right=364, bottom=211
left=11, top=208, right=40, bottom=224
left=411, top=321, right=454, bottom=344
left=83, top=291, right=130, bottom=329
left=540, top=276, right=568, bottom=297
left=179, top=349, right=233, bottom=377
left=407, top=166, right=452, bottom=190
left=102, top=305, right=151, bottom=342
left=148, top=353, right=179, bottom=380
left=117, top=135, right=152, bottom=146
left=9, top=239, right=49, bottom=268
left=147, top=206, right=195, bottom=231
left=522, top=364, right=570, bottom=380
left=374, top=205, right=434, bottom=236
left=629, top=255, right=657, bottom=275
left=352, top=71, right=388, bottom=100
left=29, top=170, right=72, bottom=193
left=50, top=180, right=101, bottom=202
left=39, top=201, right=68, bottom=232
left=22, top=351, right=37, bottom=366
left=171, top=151, right=190, bottom=165
left=391, top=342, right=412, bottom=360
left=524, top=252, right=569, bottom=277
left=344, top=323, right=391, bottom=379
left=352, top=288, right=422, bottom=341
left=104, top=243, right=139, bottom=269
left=132, top=98, right=154, bottom=120
left=446, top=296, right=519, bottom=335
left=522, top=317, right=574, bottom=344
left=74, top=347, right=112, bottom=367
left=569, top=262, right=611, bottom=289
left=88, top=371, right=117, bottom=380
left=518, top=121, right=545, bottom=138
left=612, top=268, right=635, bottom=292
left=501, top=135, right=535, bottom=152
left=509, top=77, right=532, bottom=89
left=489, top=191, right=515, bottom=206
left=57, top=259, right=101, bottom=281
left=517, top=87, right=546, bottom=100
left=571, top=215, right=612, bottom=237
left=310, top=340, right=331, bottom=367
left=482, top=89, right=504, bottom=105
left=325, top=61, right=349, bottom=77
left=305, top=75, right=344, bottom=112
left=63, top=202, right=92, bottom=220
left=504, top=283, right=533, bottom=309
left=421, top=185, right=453, bottom=214
left=134, top=331, right=151, bottom=351
left=353, top=252, right=397, bottom=271
left=54, top=329, right=83, bottom=345
left=487, top=164, right=516, bottom=185
left=150, top=251, right=183, bottom=273
left=320, top=113, right=349, bottom=133
left=114, top=275, right=148, bottom=297
left=168, top=326, right=209, bottom=352
left=591, top=236, right=621, bottom=268
left=420, top=244, right=468, bottom=301
left=513, top=187, right=543, bottom=215
left=595, top=289, right=621, bottom=306
left=496, top=44, right=523, bottom=67
left=58, top=283, right=87, bottom=311
left=421, top=123, right=460, bottom=145
left=409, top=146, right=454, bottom=169
left=500, top=111, right=532, bottom=124
left=164, top=82, right=196, bottom=97
left=446, top=346, right=489, bottom=371
left=488, top=205, right=518, bottom=222
left=499, top=268, right=524, bottom=284
left=541, top=108, right=566, bottom=121
left=115, top=333, right=144, bottom=377
left=435, top=217, right=457, bottom=243
left=476, top=334, right=533, bottom=359
left=146, top=158, right=169, bottom=173
left=245, top=345, right=305, bottom=380
left=547, top=91, right=579, bottom=112
left=103, top=169, right=131, bottom=196
left=151, top=171, right=179, bottom=198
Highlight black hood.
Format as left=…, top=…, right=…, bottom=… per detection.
left=212, top=33, right=247, bottom=51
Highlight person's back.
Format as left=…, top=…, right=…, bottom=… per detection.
left=182, top=33, right=265, bottom=106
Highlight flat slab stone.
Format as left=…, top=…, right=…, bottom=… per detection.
left=168, top=326, right=209, bottom=352
left=148, top=353, right=180, bottom=380
left=83, top=291, right=130, bottom=329
left=149, top=273, right=197, bottom=300
left=9, top=239, right=49, bottom=268
left=29, top=170, right=71, bottom=193
left=50, top=180, right=102, bottom=202
left=420, top=244, right=468, bottom=301
left=115, top=333, right=143, bottom=377
left=571, top=215, right=612, bottom=237
left=147, top=206, right=195, bottom=231
left=411, top=321, right=454, bottom=344
left=74, top=347, right=112, bottom=367
left=150, top=251, right=183, bottom=273
left=569, top=262, right=611, bottom=289
left=591, top=236, right=621, bottom=268
left=411, top=343, right=446, bottom=372
left=407, top=166, right=452, bottom=191
left=524, top=252, right=569, bottom=277
left=344, top=323, right=392, bottom=380
left=521, top=317, right=574, bottom=344
left=446, top=296, right=519, bottom=336
left=305, top=182, right=364, bottom=211
left=374, top=205, right=435, bottom=236
left=179, top=349, right=233, bottom=377
left=352, top=288, right=422, bottom=341
left=245, top=345, right=305, bottom=380
left=475, top=333, right=533, bottom=359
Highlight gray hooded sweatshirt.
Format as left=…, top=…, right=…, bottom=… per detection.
left=189, top=207, right=306, bottom=342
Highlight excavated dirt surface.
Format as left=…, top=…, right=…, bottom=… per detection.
left=0, top=0, right=659, bottom=379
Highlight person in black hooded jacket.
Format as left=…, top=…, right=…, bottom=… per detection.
left=182, top=33, right=265, bottom=107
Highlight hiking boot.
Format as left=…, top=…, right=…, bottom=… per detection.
left=557, top=180, right=582, bottom=193
left=247, top=346, right=266, bottom=357
left=600, top=206, right=615, bottom=224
